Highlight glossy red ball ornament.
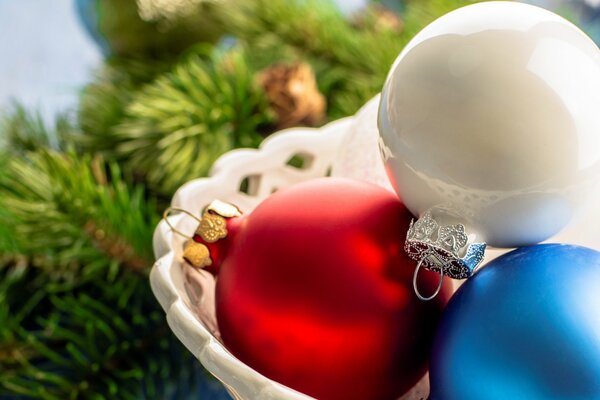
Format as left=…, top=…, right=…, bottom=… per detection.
left=208, top=178, right=452, bottom=400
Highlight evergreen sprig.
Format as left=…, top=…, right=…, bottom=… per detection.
left=110, top=48, right=273, bottom=195
left=224, top=0, right=477, bottom=117
left=78, top=58, right=172, bottom=150
left=0, top=150, right=156, bottom=283
left=74, top=0, right=481, bottom=191
left=0, top=257, right=202, bottom=400
left=221, top=0, right=401, bottom=117
left=0, top=106, right=73, bottom=153
left=0, top=149, right=203, bottom=399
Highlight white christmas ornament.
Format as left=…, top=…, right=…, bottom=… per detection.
left=379, top=1, right=600, bottom=249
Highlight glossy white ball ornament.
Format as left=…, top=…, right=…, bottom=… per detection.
left=378, top=1, right=600, bottom=248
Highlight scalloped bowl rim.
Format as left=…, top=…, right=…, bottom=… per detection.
left=150, top=119, right=355, bottom=400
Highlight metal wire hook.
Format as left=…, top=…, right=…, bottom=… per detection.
left=162, top=207, right=202, bottom=239
left=413, top=253, right=445, bottom=301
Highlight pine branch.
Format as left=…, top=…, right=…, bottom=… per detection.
left=0, top=150, right=158, bottom=285
left=0, top=152, right=207, bottom=399
left=224, top=0, right=478, bottom=117
left=75, top=0, right=481, bottom=181
left=0, top=259, right=204, bottom=400
left=0, top=105, right=73, bottom=153
left=216, top=0, right=387, bottom=117
left=78, top=58, right=172, bottom=151
left=226, top=0, right=398, bottom=75
left=107, top=47, right=273, bottom=196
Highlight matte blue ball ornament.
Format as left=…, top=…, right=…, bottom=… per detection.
left=430, top=244, right=600, bottom=400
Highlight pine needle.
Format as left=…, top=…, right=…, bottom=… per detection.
left=112, top=47, right=273, bottom=195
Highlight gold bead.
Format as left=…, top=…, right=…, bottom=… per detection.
left=196, top=212, right=228, bottom=243
left=183, top=240, right=212, bottom=269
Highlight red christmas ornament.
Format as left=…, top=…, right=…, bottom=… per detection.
left=190, top=178, right=452, bottom=400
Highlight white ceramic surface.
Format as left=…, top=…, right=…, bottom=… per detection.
left=332, top=94, right=394, bottom=191
left=151, top=116, right=434, bottom=399
left=379, top=1, right=600, bottom=248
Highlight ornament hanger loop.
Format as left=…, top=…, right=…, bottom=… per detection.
left=413, top=253, right=445, bottom=301
left=162, top=207, right=202, bottom=239
left=405, top=210, right=486, bottom=280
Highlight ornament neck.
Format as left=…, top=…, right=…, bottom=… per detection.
left=190, top=215, right=242, bottom=275
left=164, top=200, right=243, bottom=275
left=406, top=207, right=487, bottom=300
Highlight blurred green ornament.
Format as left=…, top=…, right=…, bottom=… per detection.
left=75, top=0, right=224, bottom=58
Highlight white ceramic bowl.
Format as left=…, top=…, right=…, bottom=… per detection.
left=151, top=118, right=347, bottom=400
left=150, top=111, right=435, bottom=400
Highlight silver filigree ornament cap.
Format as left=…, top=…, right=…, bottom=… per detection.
left=406, top=209, right=487, bottom=300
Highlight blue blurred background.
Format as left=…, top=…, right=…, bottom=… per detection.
left=0, top=0, right=101, bottom=123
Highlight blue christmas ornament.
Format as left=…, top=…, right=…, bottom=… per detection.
left=430, top=244, right=600, bottom=400
left=75, top=0, right=111, bottom=55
